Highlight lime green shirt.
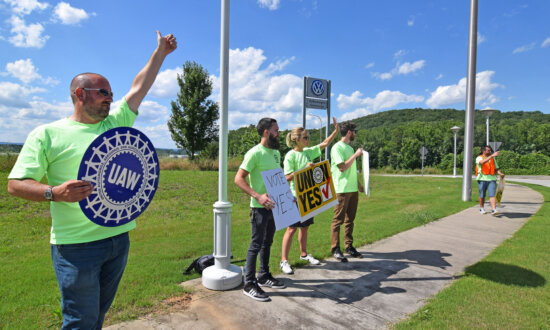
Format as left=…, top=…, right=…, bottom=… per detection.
left=8, top=99, right=138, bottom=244
left=284, top=145, right=321, bottom=197
left=475, top=155, right=499, bottom=181
left=240, top=144, right=282, bottom=208
left=330, top=141, right=358, bottom=193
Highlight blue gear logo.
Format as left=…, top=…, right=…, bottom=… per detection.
left=311, top=80, right=325, bottom=96
left=78, top=127, right=160, bottom=227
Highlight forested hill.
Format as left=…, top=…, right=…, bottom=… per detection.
left=352, top=108, right=550, bottom=130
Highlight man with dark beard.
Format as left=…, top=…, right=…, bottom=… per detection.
left=330, top=120, right=364, bottom=262
left=235, top=118, right=286, bottom=301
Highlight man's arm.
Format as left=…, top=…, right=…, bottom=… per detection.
left=479, top=151, right=500, bottom=164
left=8, top=179, right=93, bottom=202
left=234, top=168, right=275, bottom=210
left=125, top=31, right=177, bottom=112
left=337, top=148, right=363, bottom=172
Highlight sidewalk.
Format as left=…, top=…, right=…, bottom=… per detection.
left=106, top=183, right=543, bottom=329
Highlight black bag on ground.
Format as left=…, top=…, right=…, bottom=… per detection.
left=184, top=254, right=214, bottom=275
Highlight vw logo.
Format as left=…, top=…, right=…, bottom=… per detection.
left=311, top=80, right=325, bottom=96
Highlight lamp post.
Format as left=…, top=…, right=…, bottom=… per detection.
left=481, top=108, right=497, bottom=145
left=307, top=113, right=323, bottom=145
left=451, top=126, right=461, bottom=177
left=202, top=0, right=242, bottom=291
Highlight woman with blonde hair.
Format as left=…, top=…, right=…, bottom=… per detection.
left=280, top=117, right=340, bottom=274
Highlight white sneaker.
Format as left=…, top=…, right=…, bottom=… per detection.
left=480, top=208, right=487, bottom=215
left=491, top=209, right=499, bottom=215
left=300, top=254, right=320, bottom=265
left=280, top=260, right=293, bottom=274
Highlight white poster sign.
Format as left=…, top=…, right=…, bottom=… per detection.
left=362, top=151, right=370, bottom=196
left=262, top=168, right=301, bottom=230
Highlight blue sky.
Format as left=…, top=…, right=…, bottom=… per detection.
left=1, top=0, right=549, bottom=148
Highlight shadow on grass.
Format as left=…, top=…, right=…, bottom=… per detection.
left=465, top=261, right=546, bottom=287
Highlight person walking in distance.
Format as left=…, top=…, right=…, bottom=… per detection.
left=476, top=145, right=505, bottom=215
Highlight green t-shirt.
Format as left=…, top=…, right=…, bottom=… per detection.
left=284, top=145, right=321, bottom=197
left=240, top=144, right=282, bottom=208
left=8, top=99, right=138, bottom=244
left=330, top=141, right=358, bottom=193
left=475, top=155, right=499, bottom=181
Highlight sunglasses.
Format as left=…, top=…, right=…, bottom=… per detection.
left=81, top=88, right=114, bottom=98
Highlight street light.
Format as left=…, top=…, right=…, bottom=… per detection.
left=451, top=126, right=461, bottom=177
left=307, top=113, right=323, bottom=145
left=481, top=108, right=497, bottom=145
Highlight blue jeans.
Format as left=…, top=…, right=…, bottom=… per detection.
left=245, top=208, right=276, bottom=284
left=478, top=180, right=497, bottom=198
left=51, top=232, right=130, bottom=330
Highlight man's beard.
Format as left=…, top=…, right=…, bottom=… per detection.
left=350, top=133, right=355, bottom=141
left=267, top=133, right=280, bottom=149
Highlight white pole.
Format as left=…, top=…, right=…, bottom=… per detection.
left=486, top=114, right=490, bottom=146
left=451, top=126, right=460, bottom=178
left=462, top=0, right=478, bottom=202
left=202, top=0, right=242, bottom=291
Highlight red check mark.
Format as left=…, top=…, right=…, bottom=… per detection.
left=321, top=176, right=330, bottom=199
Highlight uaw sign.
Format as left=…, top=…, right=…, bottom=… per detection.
left=294, top=160, right=338, bottom=221
left=78, top=127, right=160, bottom=227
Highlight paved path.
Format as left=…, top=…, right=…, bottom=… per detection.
left=106, top=183, right=543, bottom=330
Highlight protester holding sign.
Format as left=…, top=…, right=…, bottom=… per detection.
left=7, top=31, right=177, bottom=328
left=279, top=117, right=340, bottom=274
left=330, top=121, right=365, bottom=262
left=235, top=118, right=286, bottom=302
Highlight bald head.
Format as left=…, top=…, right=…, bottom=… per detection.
left=70, top=73, right=108, bottom=104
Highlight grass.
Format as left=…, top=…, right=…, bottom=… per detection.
left=0, top=171, right=478, bottom=328
left=395, top=183, right=550, bottom=329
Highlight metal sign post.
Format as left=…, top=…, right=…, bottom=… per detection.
left=303, top=77, right=330, bottom=160
left=419, top=146, right=428, bottom=176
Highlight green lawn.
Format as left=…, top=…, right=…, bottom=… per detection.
left=395, top=183, right=550, bottom=329
left=0, top=171, right=477, bottom=328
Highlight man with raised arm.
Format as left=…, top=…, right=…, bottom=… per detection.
left=7, top=31, right=177, bottom=329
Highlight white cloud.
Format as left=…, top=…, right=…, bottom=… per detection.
left=53, top=2, right=91, bottom=25
left=337, top=90, right=424, bottom=120
left=257, top=0, right=280, bottom=10
left=426, top=70, right=502, bottom=108
left=149, top=68, right=180, bottom=98
left=435, top=73, right=444, bottom=80
left=512, top=42, right=536, bottom=54
left=477, top=32, right=486, bottom=44
left=4, top=0, right=48, bottom=16
left=7, top=15, right=49, bottom=48
left=407, top=17, right=414, bottom=26
left=211, top=47, right=302, bottom=117
left=364, top=62, right=375, bottom=69
left=393, top=49, right=407, bottom=59
left=4, top=58, right=58, bottom=85
left=373, top=60, right=426, bottom=80
left=542, top=37, right=550, bottom=48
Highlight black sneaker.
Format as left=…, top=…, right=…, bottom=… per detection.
left=258, top=274, right=286, bottom=289
left=332, top=247, right=348, bottom=262
left=243, top=281, right=270, bottom=301
left=345, top=246, right=363, bottom=258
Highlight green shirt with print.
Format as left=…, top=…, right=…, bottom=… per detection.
left=475, top=155, right=499, bottom=181
left=284, top=145, right=321, bottom=197
left=330, top=141, right=358, bottom=193
left=240, top=144, right=282, bottom=208
left=8, top=99, right=138, bottom=245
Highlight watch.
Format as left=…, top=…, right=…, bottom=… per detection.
left=44, top=186, right=54, bottom=201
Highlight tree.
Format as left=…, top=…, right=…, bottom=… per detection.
left=168, top=61, right=219, bottom=160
